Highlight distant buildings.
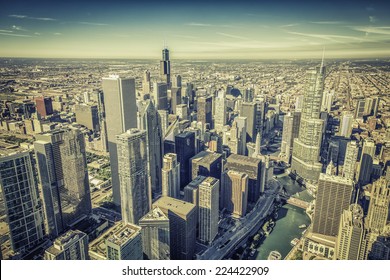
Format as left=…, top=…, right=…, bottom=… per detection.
left=161, top=153, right=180, bottom=198
left=102, top=75, right=137, bottom=207
left=45, top=230, right=89, bottom=260
left=116, top=129, right=150, bottom=225
left=366, top=177, right=390, bottom=234
left=35, top=96, right=53, bottom=117
left=160, top=47, right=171, bottom=87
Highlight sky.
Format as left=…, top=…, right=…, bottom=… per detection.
left=1, top=0, right=390, bottom=59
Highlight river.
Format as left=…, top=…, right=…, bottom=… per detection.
left=255, top=174, right=313, bottom=260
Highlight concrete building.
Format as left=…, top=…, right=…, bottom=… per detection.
left=291, top=63, right=326, bottom=182
left=44, top=230, right=89, bottom=260
left=175, top=131, right=196, bottom=188
left=153, top=196, right=197, bottom=260
left=197, top=96, right=213, bottom=128
left=339, top=112, right=354, bottom=137
left=74, top=104, right=100, bottom=131
left=106, top=223, right=143, bottom=260
left=34, top=128, right=91, bottom=237
left=214, top=89, right=227, bottom=131
left=176, top=104, right=188, bottom=120
left=190, top=151, right=222, bottom=181
left=102, top=75, right=137, bottom=207
left=366, top=177, right=390, bottom=234
left=139, top=207, right=170, bottom=260
left=336, top=204, right=368, bottom=260
left=183, top=175, right=207, bottom=206
left=342, top=141, right=359, bottom=181
left=160, top=47, right=171, bottom=87
left=225, top=154, right=262, bottom=202
left=198, top=177, right=219, bottom=244
left=137, top=100, right=163, bottom=194
left=35, top=96, right=53, bottom=117
left=221, top=170, right=248, bottom=218
left=152, top=82, right=168, bottom=111
left=358, top=138, right=376, bottom=185
left=117, top=129, right=150, bottom=225
left=312, top=173, right=353, bottom=236
left=170, top=87, right=181, bottom=114
left=161, top=153, right=180, bottom=198
left=142, top=70, right=151, bottom=94
left=0, top=148, right=45, bottom=254
left=240, top=102, right=257, bottom=143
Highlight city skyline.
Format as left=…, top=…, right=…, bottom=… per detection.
left=1, top=0, right=390, bottom=59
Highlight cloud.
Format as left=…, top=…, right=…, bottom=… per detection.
left=216, top=32, right=249, bottom=40
left=34, top=32, right=41, bottom=35
left=352, top=26, right=390, bottom=35
left=79, top=21, right=109, bottom=26
left=311, top=21, right=346, bottom=25
left=0, top=29, right=13, bottom=33
left=186, top=22, right=212, bottom=27
left=280, top=23, right=300, bottom=28
left=53, top=33, right=62, bottom=35
left=171, top=34, right=199, bottom=39
left=286, top=31, right=363, bottom=44
left=0, top=32, right=33, bottom=37
left=12, top=25, right=27, bottom=31
left=369, top=16, right=378, bottom=23
left=9, top=14, right=56, bottom=21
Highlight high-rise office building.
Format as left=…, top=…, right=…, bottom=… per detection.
left=342, top=141, right=359, bottom=181
left=190, top=151, right=222, bottom=181
left=142, top=70, right=151, bottom=94
left=153, top=196, right=197, bottom=260
left=0, top=148, right=45, bottom=254
left=214, top=89, right=227, bottom=131
left=74, top=104, right=100, bottom=131
left=240, top=102, right=257, bottom=143
left=175, top=131, right=196, bottom=188
left=221, top=170, right=248, bottom=218
left=197, top=96, right=213, bottom=128
left=281, top=112, right=294, bottom=160
left=176, top=104, right=188, bottom=120
left=366, top=177, right=390, bottom=234
left=183, top=175, right=207, bottom=206
left=160, top=47, right=171, bottom=87
left=339, top=112, right=354, bottom=137
left=137, top=100, right=163, bottom=194
left=161, top=153, right=180, bottom=198
left=336, top=204, right=368, bottom=260
left=369, top=236, right=390, bottom=260
left=102, top=75, right=137, bottom=207
left=34, top=128, right=91, bottom=237
left=152, top=82, right=168, bottom=111
left=106, top=223, right=143, bottom=260
left=44, top=230, right=89, bottom=260
left=139, top=207, right=170, bottom=260
left=172, top=74, right=182, bottom=88
left=354, top=98, right=366, bottom=119
left=358, top=138, right=376, bottom=185
left=291, top=62, right=326, bottom=182
left=35, top=96, right=53, bottom=117
left=235, top=116, right=247, bottom=155
left=158, top=109, right=169, bottom=137
left=117, top=129, right=150, bottom=225
left=312, top=173, right=353, bottom=236
left=225, top=154, right=262, bottom=202
left=170, top=87, right=182, bottom=114
left=254, top=97, right=265, bottom=137
left=198, top=177, right=219, bottom=244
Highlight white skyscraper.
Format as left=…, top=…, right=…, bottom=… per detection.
left=117, top=129, right=151, bottom=225
left=342, top=141, right=359, bottom=181
left=339, top=112, right=354, bottom=137
left=198, top=177, right=219, bottom=244
left=162, top=153, right=180, bottom=198
left=214, top=89, right=227, bottom=131
left=102, top=75, right=137, bottom=207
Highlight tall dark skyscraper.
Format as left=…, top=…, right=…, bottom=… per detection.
left=160, top=47, right=171, bottom=87
left=175, top=131, right=196, bottom=189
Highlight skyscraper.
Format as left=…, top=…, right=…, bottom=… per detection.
left=354, top=98, right=366, bottom=119
left=152, top=82, right=168, bottom=111
left=35, top=96, right=53, bottom=117
left=172, top=74, right=182, bottom=88
left=102, top=75, right=137, bottom=207
left=342, top=141, right=359, bottom=181
left=0, top=148, right=45, bottom=254
left=183, top=175, right=207, bottom=206
left=240, top=102, right=257, bottom=143
left=225, top=154, right=262, bottom=202
left=221, top=170, right=248, bottom=218
left=153, top=196, right=197, bottom=260
left=170, top=87, right=182, bottom=114
left=142, top=70, right=151, bottom=94
left=339, top=112, right=354, bottom=138
left=175, top=131, right=196, bottom=188
left=197, top=96, right=213, bottom=128
left=366, top=177, right=390, bottom=234
left=336, top=204, right=368, bottom=260
left=139, top=207, right=170, bottom=260
left=214, top=89, right=227, bottom=131
left=137, top=100, right=164, bottom=194
left=190, top=151, right=222, bottom=181
left=291, top=62, right=326, bottom=182
left=280, top=112, right=294, bottom=160
left=44, top=230, right=89, bottom=260
left=312, top=173, right=353, bottom=236
left=198, top=177, right=219, bottom=244
left=34, top=128, right=91, bottom=237
left=161, top=153, right=180, bottom=198
left=358, top=138, right=376, bottom=185
left=160, top=47, right=171, bottom=87
left=117, top=129, right=150, bottom=225
left=74, top=104, right=100, bottom=131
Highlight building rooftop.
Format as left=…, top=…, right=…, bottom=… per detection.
left=227, top=153, right=261, bottom=166
left=139, top=207, right=169, bottom=222
left=191, top=151, right=222, bottom=165
left=153, top=196, right=196, bottom=218
left=45, top=230, right=86, bottom=256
